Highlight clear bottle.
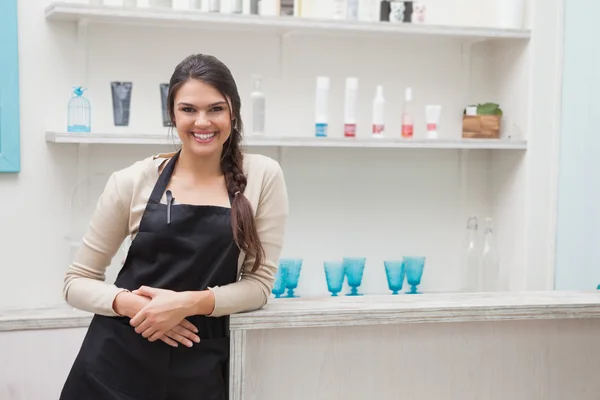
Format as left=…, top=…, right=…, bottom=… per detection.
left=346, top=0, right=359, bottom=20
left=332, top=0, right=345, bottom=19
left=209, top=0, right=220, bottom=12
left=250, top=76, right=266, bottom=136
left=462, top=216, right=480, bottom=292
left=479, top=218, right=500, bottom=291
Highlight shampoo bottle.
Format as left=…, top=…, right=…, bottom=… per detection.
left=344, top=77, right=359, bottom=138
left=401, top=87, right=413, bottom=138
left=315, top=76, right=330, bottom=137
left=372, top=85, right=385, bottom=137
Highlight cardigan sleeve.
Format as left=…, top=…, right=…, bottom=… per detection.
left=208, top=160, right=289, bottom=317
left=62, top=172, right=131, bottom=317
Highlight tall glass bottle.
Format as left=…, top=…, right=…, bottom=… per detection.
left=479, top=218, right=500, bottom=291
left=462, top=216, right=480, bottom=292
left=250, top=75, right=265, bottom=136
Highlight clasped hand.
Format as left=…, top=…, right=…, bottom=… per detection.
left=130, top=286, right=198, bottom=346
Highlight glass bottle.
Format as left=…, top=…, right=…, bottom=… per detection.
left=251, top=75, right=266, bottom=136
left=479, top=218, right=500, bottom=291
left=462, top=216, right=480, bottom=292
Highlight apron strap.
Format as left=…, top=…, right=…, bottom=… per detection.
left=148, top=151, right=180, bottom=205
left=148, top=150, right=237, bottom=206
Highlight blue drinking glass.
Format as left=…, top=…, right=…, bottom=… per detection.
left=324, top=261, right=346, bottom=296
left=280, top=258, right=302, bottom=298
left=271, top=267, right=286, bottom=298
left=404, top=256, right=425, bottom=294
left=343, top=257, right=366, bottom=296
left=384, top=260, right=406, bottom=295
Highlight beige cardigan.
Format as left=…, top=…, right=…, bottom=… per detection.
left=63, top=151, right=289, bottom=318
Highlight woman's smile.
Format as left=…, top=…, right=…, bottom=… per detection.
left=190, top=130, right=217, bottom=144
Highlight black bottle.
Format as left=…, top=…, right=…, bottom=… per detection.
left=380, top=0, right=391, bottom=21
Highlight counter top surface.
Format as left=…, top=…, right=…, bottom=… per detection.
left=229, top=291, right=600, bottom=330
left=1, top=291, right=599, bottom=332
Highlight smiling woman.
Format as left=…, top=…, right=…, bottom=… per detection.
left=0, top=0, right=21, bottom=173
left=59, top=54, right=289, bottom=400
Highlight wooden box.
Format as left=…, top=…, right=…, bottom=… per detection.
left=462, top=115, right=501, bottom=139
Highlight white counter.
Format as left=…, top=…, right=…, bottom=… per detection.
left=3, top=291, right=600, bottom=400
left=3, top=291, right=599, bottom=332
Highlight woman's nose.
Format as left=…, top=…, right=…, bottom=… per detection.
left=194, top=115, right=210, bottom=128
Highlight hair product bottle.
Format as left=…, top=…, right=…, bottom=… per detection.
left=315, top=76, right=330, bottom=137
left=401, top=87, right=413, bottom=138
left=344, top=77, right=359, bottom=138
left=372, top=85, right=385, bottom=137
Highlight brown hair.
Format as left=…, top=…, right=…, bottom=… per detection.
left=166, top=54, right=265, bottom=272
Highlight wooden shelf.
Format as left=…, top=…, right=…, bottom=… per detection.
left=45, top=131, right=527, bottom=150
left=45, top=2, right=531, bottom=41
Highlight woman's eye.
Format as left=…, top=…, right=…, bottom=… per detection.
left=211, top=106, right=223, bottom=112
left=181, top=107, right=195, bottom=113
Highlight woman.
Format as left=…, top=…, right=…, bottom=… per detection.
left=60, top=54, right=289, bottom=400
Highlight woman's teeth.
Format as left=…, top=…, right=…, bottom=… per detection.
left=192, top=132, right=216, bottom=140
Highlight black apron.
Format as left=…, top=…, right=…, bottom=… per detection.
left=60, top=151, right=239, bottom=400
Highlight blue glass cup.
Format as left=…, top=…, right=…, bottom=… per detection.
left=384, top=260, right=406, bottom=295
left=271, top=267, right=286, bottom=298
left=343, top=257, right=366, bottom=296
left=404, top=256, right=425, bottom=294
left=324, top=261, right=346, bottom=297
left=279, top=258, right=303, bottom=298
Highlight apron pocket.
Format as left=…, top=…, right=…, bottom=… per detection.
left=85, top=316, right=170, bottom=399
left=166, top=336, right=230, bottom=400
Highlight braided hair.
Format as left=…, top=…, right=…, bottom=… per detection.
left=167, top=54, right=265, bottom=272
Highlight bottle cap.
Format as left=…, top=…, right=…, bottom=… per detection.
left=316, top=76, right=330, bottom=90
left=405, top=87, right=412, bottom=102
left=346, top=77, right=359, bottom=91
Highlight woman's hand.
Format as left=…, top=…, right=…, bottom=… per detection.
left=129, top=286, right=195, bottom=343
left=114, top=291, right=199, bottom=347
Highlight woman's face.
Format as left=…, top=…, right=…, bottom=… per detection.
left=172, top=79, right=232, bottom=158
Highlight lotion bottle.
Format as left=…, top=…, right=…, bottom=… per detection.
left=372, top=85, right=385, bottom=137
left=315, top=76, right=330, bottom=137
left=344, top=77, right=359, bottom=138
left=401, top=87, right=413, bottom=138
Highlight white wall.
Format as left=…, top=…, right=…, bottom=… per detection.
left=0, top=0, right=570, bottom=398
left=555, top=0, right=600, bottom=290
left=0, top=0, right=561, bottom=309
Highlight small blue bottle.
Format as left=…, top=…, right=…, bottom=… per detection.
left=68, top=86, right=91, bottom=133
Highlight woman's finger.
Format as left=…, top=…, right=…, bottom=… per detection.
left=149, top=329, right=164, bottom=342
left=142, top=326, right=157, bottom=339
left=179, top=319, right=199, bottom=334
left=160, top=335, right=179, bottom=347
left=173, top=324, right=201, bottom=343
left=165, top=330, right=193, bottom=347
